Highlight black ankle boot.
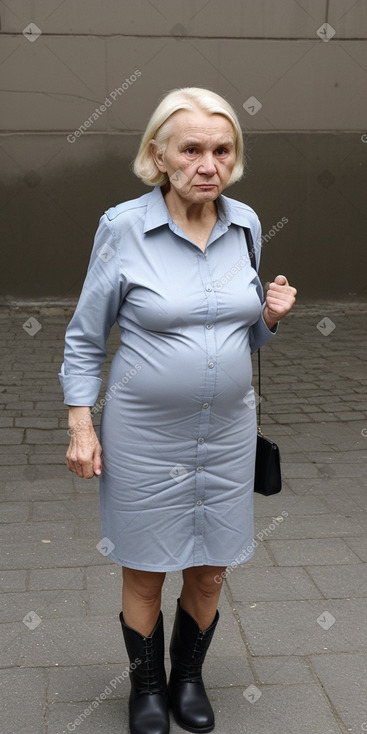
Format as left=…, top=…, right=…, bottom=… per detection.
left=167, top=598, right=219, bottom=733
left=119, top=610, right=170, bottom=734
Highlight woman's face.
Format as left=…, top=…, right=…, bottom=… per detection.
left=154, top=108, right=237, bottom=205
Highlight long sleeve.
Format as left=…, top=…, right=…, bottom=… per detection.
left=58, top=214, right=123, bottom=406
left=249, top=218, right=279, bottom=354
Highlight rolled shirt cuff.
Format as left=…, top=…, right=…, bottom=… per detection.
left=58, top=365, right=102, bottom=406
left=261, top=302, right=279, bottom=334
left=249, top=304, right=279, bottom=354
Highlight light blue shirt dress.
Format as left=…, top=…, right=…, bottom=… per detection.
left=59, top=185, right=277, bottom=571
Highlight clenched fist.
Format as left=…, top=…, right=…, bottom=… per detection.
left=263, top=275, right=297, bottom=330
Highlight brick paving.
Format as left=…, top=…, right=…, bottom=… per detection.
left=0, top=301, right=367, bottom=734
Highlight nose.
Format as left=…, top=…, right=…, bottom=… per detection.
left=197, top=153, right=217, bottom=176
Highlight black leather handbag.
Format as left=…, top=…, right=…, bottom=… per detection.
left=244, top=227, right=282, bottom=496
left=254, top=351, right=282, bottom=496
left=255, top=432, right=282, bottom=495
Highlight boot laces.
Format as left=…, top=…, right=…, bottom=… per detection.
left=136, top=636, right=165, bottom=695
left=181, top=630, right=206, bottom=683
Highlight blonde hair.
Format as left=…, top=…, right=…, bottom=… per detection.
left=133, top=87, right=244, bottom=187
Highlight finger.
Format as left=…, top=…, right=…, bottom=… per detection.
left=267, top=299, right=296, bottom=314
left=266, top=299, right=294, bottom=316
left=268, top=284, right=297, bottom=303
left=83, top=464, right=95, bottom=479
left=266, top=283, right=297, bottom=300
left=66, top=459, right=85, bottom=478
left=274, top=274, right=288, bottom=286
left=268, top=281, right=296, bottom=294
left=66, top=456, right=94, bottom=479
left=266, top=293, right=294, bottom=309
left=77, top=458, right=96, bottom=479
left=93, top=443, right=103, bottom=476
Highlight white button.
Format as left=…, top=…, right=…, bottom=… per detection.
left=206, top=324, right=213, bottom=329
left=196, top=466, right=204, bottom=472
left=205, top=285, right=212, bottom=292
left=196, top=500, right=203, bottom=505
left=208, top=362, right=214, bottom=369
left=198, top=437, right=205, bottom=444
left=202, top=402, right=209, bottom=409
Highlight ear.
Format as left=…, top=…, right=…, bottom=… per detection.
left=150, top=140, right=167, bottom=173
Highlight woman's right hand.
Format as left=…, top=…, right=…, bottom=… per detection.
left=66, top=407, right=102, bottom=478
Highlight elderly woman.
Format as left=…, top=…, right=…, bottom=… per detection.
left=59, top=87, right=296, bottom=734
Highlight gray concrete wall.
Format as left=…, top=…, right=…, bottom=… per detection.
left=1, top=0, right=366, bottom=301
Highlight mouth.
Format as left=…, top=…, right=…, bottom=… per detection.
left=194, top=184, right=217, bottom=190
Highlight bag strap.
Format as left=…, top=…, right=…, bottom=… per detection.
left=243, top=226, right=257, bottom=270
left=243, top=227, right=262, bottom=428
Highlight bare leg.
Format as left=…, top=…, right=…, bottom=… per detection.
left=122, top=566, right=166, bottom=637
left=179, top=565, right=226, bottom=630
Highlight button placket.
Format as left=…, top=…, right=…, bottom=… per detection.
left=193, top=253, right=218, bottom=560
left=193, top=453, right=206, bottom=562
left=193, top=225, right=227, bottom=565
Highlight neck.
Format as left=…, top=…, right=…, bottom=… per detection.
left=162, top=185, right=217, bottom=223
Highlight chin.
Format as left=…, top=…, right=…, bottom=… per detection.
left=192, top=187, right=219, bottom=197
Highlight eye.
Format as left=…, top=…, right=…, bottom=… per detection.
left=216, top=147, right=227, bottom=155
left=185, top=147, right=196, bottom=154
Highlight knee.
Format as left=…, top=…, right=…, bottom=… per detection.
left=195, top=580, right=221, bottom=600
left=183, top=567, right=225, bottom=599
left=123, top=568, right=165, bottom=603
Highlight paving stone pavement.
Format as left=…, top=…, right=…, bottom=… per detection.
left=1, top=301, right=367, bottom=734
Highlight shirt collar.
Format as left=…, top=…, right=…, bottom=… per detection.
left=143, top=185, right=254, bottom=233
left=143, top=186, right=170, bottom=233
